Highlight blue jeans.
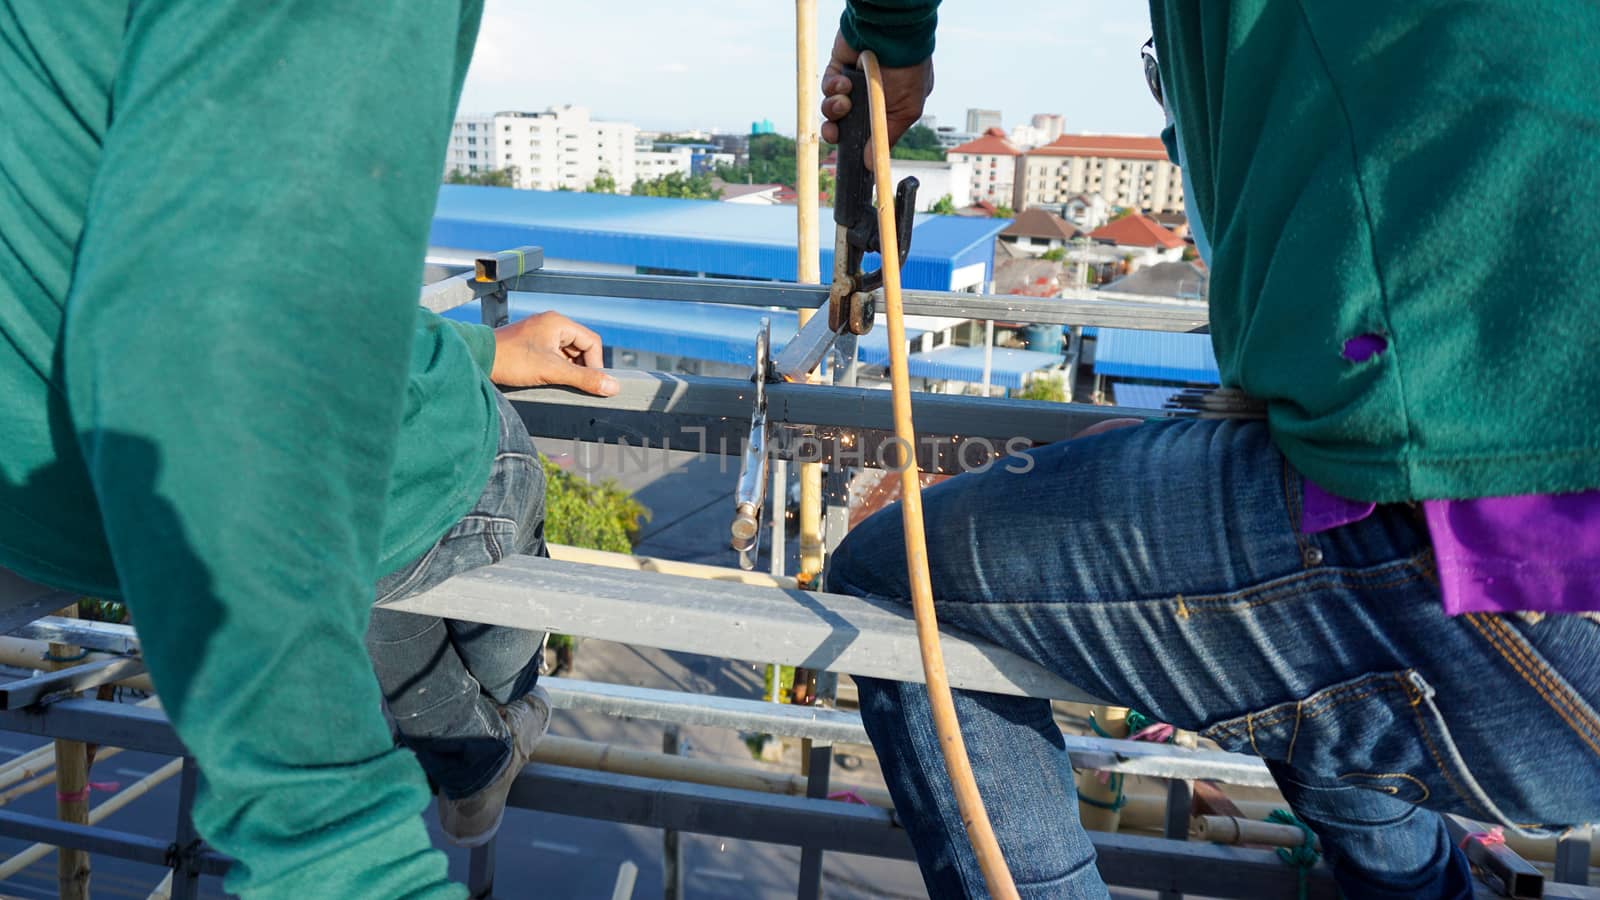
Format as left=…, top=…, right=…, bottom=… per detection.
left=828, top=418, right=1600, bottom=899
left=368, top=391, right=547, bottom=799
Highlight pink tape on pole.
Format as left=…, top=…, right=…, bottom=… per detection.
left=55, top=781, right=120, bottom=803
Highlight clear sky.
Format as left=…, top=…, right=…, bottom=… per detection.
left=458, top=1, right=1165, bottom=138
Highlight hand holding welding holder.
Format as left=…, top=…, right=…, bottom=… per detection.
left=828, top=67, right=919, bottom=336
left=773, top=67, right=919, bottom=384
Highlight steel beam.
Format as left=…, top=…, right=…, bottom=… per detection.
left=386, top=554, right=1101, bottom=703
left=8, top=617, right=141, bottom=656
left=506, top=370, right=1164, bottom=473
left=509, top=764, right=1336, bottom=899
left=504, top=270, right=1209, bottom=332
left=0, top=657, right=146, bottom=709
left=0, top=809, right=230, bottom=877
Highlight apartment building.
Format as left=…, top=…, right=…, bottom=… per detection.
left=946, top=128, right=1023, bottom=206
left=1017, top=134, right=1184, bottom=214
left=445, top=105, right=637, bottom=192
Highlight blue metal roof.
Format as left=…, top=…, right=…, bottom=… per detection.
left=1092, top=328, right=1220, bottom=384
left=864, top=345, right=1063, bottom=391
left=431, top=185, right=1008, bottom=291
left=444, top=293, right=923, bottom=370
left=1112, top=383, right=1185, bottom=410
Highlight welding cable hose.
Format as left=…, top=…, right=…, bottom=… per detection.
left=859, top=51, right=1021, bottom=900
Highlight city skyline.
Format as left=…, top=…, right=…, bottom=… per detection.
left=458, top=0, right=1165, bottom=138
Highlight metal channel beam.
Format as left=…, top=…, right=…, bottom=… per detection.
left=8, top=617, right=141, bottom=656
left=511, top=764, right=1335, bottom=899
left=507, top=270, right=1209, bottom=332
left=542, top=675, right=1276, bottom=787
left=0, top=697, right=189, bottom=756
left=0, top=656, right=146, bottom=710
left=542, top=676, right=867, bottom=745
left=387, top=554, right=1101, bottom=703
left=0, top=809, right=231, bottom=876
left=506, top=370, right=1163, bottom=471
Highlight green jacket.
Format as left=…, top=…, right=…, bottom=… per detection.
left=845, top=0, right=1600, bottom=502
left=0, top=1, right=494, bottom=895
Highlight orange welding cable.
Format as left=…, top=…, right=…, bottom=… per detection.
left=860, top=51, right=1021, bottom=900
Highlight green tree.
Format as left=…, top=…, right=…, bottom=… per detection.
left=1014, top=375, right=1067, bottom=402
left=891, top=124, right=946, bottom=161
left=1039, top=246, right=1067, bottom=262
left=818, top=168, right=836, bottom=206
left=586, top=170, right=617, bottom=194
left=445, top=166, right=519, bottom=188
left=540, top=457, right=652, bottom=673
left=630, top=171, right=721, bottom=200
left=993, top=204, right=1015, bottom=218
left=929, top=194, right=958, bottom=215
left=542, top=458, right=651, bottom=553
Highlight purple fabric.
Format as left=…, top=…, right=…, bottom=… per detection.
left=1300, top=479, right=1376, bottom=532
left=1341, top=333, right=1389, bottom=362
left=1301, top=480, right=1600, bottom=615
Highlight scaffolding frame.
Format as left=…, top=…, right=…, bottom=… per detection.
left=0, top=256, right=1592, bottom=900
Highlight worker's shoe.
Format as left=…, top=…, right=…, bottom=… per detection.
left=437, top=686, right=552, bottom=847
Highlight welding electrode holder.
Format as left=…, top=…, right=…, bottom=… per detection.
left=829, top=65, right=919, bottom=336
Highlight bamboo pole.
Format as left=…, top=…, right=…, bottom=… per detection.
left=547, top=544, right=798, bottom=589
left=0, top=636, right=155, bottom=692
left=794, top=0, right=825, bottom=586
left=1076, top=706, right=1128, bottom=832
left=0, top=757, right=183, bottom=883
left=1193, top=814, right=1321, bottom=850
left=0, top=747, right=125, bottom=808
left=147, top=870, right=174, bottom=900
left=0, top=744, right=57, bottom=791
left=860, top=51, right=1018, bottom=900
left=50, top=606, right=91, bottom=900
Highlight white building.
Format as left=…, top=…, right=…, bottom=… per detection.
left=446, top=106, right=638, bottom=192
left=1009, top=113, right=1066, bottom=150
left=634, top=144, right=735, bottom=185
left=1017, top=134, right=1184, bottom=214
left=887, top=158, right=975, bottom=212
left=965, top=108, right=1002, bottom=133
left=946, top=129, right=1022, bottom=206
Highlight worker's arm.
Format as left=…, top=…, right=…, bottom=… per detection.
left=62, top=2, right=481, bottom=896
left=823, top=0, right=940, bottom=147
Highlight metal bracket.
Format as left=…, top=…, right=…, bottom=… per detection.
left=730, top=319, right=773, bottom=570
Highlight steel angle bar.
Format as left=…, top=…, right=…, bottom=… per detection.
left=8, top=617, right=141, bottom=656
left=505, top=370, right=1165, bottom=464
left=0, top=657, right=146, bottom=710
left=543, top=677, right=868, bottom=744
left=507, top=764, right=1336, bottom=898
left=0, top=697, right=188, bottom=756
left=512, top=270, right=1209, bottom=332
left=385, top=554, right=1099, bottom=703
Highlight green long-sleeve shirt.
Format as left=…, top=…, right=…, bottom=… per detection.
left=843, top=0, right=1600, bottom=502
left=0, top=2, right=496, bottom=895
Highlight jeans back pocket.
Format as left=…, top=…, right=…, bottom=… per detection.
left=1201, top=669, right=1521, bottom=828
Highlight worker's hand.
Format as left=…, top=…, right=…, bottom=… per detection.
left=820, top=31, right=933, bottom=152
left=490, top=311, right=619, bottom=396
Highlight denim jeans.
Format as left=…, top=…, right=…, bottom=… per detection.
left=828, top=418, right=1600, bottom=899
left=368, top=391, right=547, bottom=799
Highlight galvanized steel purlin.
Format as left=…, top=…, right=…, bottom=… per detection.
left=420, top=267, right=1209, bottom=332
